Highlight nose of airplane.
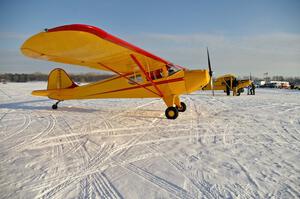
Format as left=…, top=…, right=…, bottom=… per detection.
left=184, top=69, right=210, bottom=93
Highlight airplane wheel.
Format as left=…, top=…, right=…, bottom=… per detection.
left=52, top=104, right=58, bottom=110
left=176, top=102, right=186, bottom=112
left=165, top=107, right=178, bottom=119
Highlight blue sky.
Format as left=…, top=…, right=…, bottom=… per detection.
left=0, top=0, right=299, bottom=76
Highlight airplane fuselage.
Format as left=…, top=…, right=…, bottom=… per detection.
left=33, top=69, right=209, bottom=101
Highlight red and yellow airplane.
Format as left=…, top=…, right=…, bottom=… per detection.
left=21, top=24, right=212, bottom=119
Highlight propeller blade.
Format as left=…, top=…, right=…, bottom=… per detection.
left=207, top=47, right=214, bottom=96
left=207, top=48, right=212, bottom=77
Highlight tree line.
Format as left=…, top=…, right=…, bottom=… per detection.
left=0, top=73, right=113, bottom=83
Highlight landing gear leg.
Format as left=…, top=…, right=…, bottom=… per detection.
left=52, top=100, right=61, bottom=110
left=174, top=96, right=186, bottom=112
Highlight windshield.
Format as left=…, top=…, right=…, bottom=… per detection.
left=167, top=65, right=180, bottom=76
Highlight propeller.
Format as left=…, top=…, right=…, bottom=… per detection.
left=207, top=47, right=214, bottom=96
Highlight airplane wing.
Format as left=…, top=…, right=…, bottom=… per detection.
left=21, top=24, right=182, bottom=73
left=216, top=74, right=236, bottom=80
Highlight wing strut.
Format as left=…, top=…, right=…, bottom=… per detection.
left=97, top=62, right=162, bottom=97
left=130, top=54, right=164, bottom=97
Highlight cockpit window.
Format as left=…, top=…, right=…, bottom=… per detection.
left=167, top=65, right=180, bottom=76
left=128, top=74, right=143, bottom=84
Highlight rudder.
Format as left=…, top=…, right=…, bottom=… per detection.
left=47, top=68, right=77, bottom=90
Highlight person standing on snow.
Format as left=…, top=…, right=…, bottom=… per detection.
left=232, top=78, right=238, bottom=96
left=250, top=82, right=256, bottom=95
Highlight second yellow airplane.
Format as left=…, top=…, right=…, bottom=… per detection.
left=203, top=74, right=252, bottom=96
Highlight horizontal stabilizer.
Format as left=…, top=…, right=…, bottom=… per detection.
left=32, top=90, right=53, bottom=96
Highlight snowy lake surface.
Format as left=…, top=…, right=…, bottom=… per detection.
left=0, top=82, right=299, bottom=199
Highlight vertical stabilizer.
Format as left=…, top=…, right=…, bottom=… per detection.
left=47, top=68, right=77, bottom=90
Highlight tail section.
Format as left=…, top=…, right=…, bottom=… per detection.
left=47, top=68, right=77, bottom=90
left=32, top=68, right=78, bottom=98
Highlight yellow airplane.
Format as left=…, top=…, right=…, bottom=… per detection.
left=21, top=24, right=212, bottom=119
left=203, top=74, right=252, bottom=96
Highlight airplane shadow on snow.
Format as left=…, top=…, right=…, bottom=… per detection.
left=1, top=99, right=168, bottom=117
left=0, top=99, right=99, bottom=113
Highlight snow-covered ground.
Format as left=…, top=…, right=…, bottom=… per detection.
left=0, top=82, right=299, bottom=199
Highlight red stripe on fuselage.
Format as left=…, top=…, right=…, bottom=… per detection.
left=87, top=77, right=184, bottom=97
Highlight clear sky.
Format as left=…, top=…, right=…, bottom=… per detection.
left=0, top=0, right=299, bottom=77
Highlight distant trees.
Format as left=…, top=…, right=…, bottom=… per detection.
left=0, top=73, right=48, bottom=82
left=272, top=76, right=284, bottom=81
left=0, top=73, right=113, bottom=83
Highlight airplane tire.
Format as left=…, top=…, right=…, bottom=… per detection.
left=165, top=107, right=178, bottom=119
left=52, top=104, right=58, bottom=110
left=176, top=102, right=186, bottom=112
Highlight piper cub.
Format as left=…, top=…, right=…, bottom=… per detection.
left=21, top=24, right=214, bottom=119
left=203, top=74, right=252, bottom=96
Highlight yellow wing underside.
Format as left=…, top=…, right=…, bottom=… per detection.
left=21, top=28, right=167, bottom=74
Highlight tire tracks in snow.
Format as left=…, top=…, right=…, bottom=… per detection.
left=77, top=105, right=163, bottom=198
left=147, top=143, right=214, bottom=198
left=122, top=163, right=194, bottom=199
left=108, top=110, right=197, bottom=199
left=0, top=113, right=32, bottom=153
left=7, top=113, right=56, bottom=152
left=80, top=115, right=122, bottom=199
left=37, top=114, right=122, bottom=198
left=91, top=172, right=122, bottom=199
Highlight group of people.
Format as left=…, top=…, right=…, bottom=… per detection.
left=225, top=78, right=256, bottom=96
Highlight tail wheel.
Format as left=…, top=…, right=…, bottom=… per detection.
left=165, top=107, right=178, bottom=119
left=52, top=104, right=58, bottom=110
left=176, top=102, right=186, bottom=112
left=52, top=100, right=61, bottom=110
